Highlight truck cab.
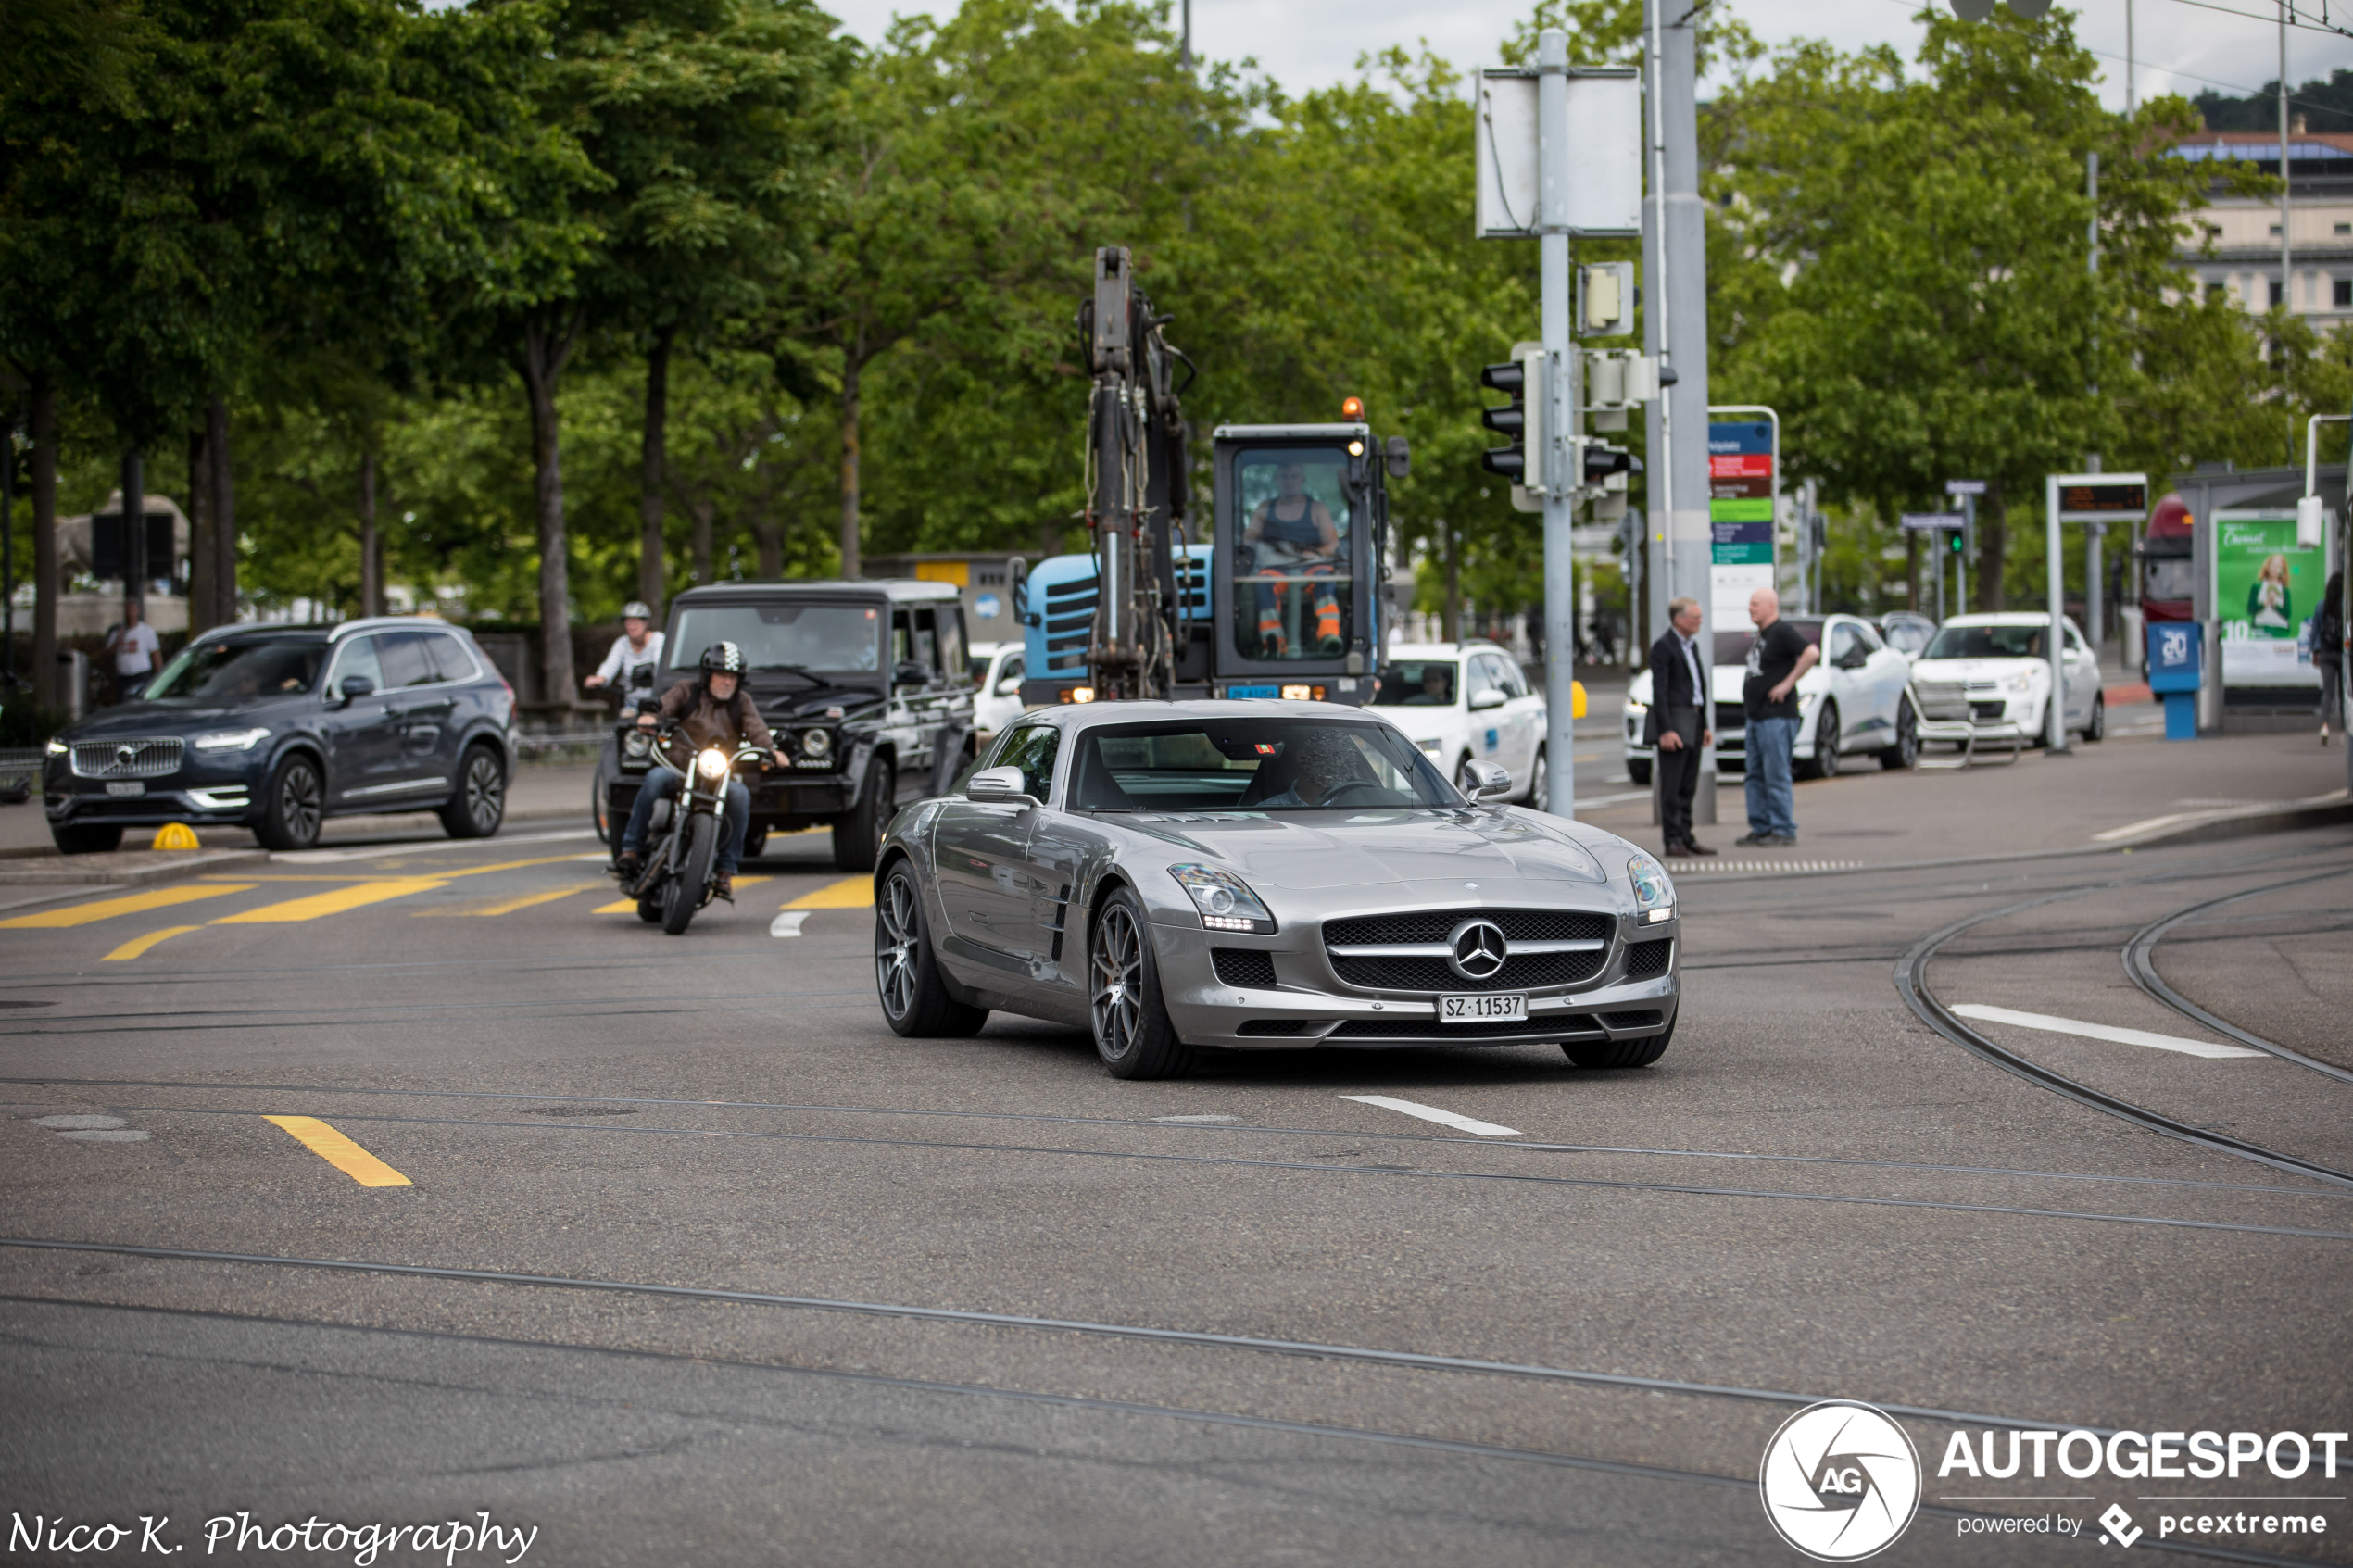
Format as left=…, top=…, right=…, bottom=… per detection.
left=1018, top=419, right=1403, bottom=708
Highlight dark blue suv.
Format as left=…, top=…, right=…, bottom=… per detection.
left=43, top=618, right=517, bottom=853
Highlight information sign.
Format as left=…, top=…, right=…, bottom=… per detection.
left=2213, top=509, right=2327, bottom=688
left=1708, top=421, right=1776, bottom=629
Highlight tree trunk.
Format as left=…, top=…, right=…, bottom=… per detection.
left=1906, top=530, right=1919, bottom=612
left=1977, top=491, right=2006, bottom=612
left=639, top=322, right=675, bottom=614
left=689, top=499, right=713, bottom=587
left=31, top=377, right=57, bottom=702
left=838, top=339, right=862, bottom=578
left=188, top=427, right=214, bottom=634
left=208, top=395, right=237, bottom=626
left=358, top=449, right=380, bottom=618
left=520, top=316, right=580, bottom=709
left=1441, top=521, right=1461, bottom=643
left=120, top=448, right=145, bottom=616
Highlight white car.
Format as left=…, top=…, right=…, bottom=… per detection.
left=968, top=641, right=1027, bottom=743
left=1622, top=613, right=1918, bottom=784
left=1369, top=641, right=1551, bottom=808
left=1908, top=611, right=2106, bottom=745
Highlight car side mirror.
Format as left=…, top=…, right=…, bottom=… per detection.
left=1837, top=648, right=1869, bottom=670
left=893, top=659, right=930, bottom=689
left=1459, top=759, right=1512, bottom=800
left=1468, top=687, right=1507, bottom=710
left=338, top=675, right=375, bottom=706
left=965, top=765, right=1038, bottom=807
left=995, top=677, right=1021, bottom=697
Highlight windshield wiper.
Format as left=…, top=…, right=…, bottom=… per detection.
left=755, top=663, right=829, bottom=686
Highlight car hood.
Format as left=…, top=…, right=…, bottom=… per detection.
left=61, top=697, right=307, bottom=741
left=1118, top=809, right=1613, bottom=893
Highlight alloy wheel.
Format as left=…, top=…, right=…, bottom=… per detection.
left=463, top=752, right=504, bottom=830
left=1091, top=903, right=1143, bottom=1062
left=281, top=762, right=322, bottom=844
left=875, top=870, right=922, bottom=1022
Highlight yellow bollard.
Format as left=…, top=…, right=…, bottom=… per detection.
left=152, top=822, right=200, bottom=851
left=1570, top=681, right=1588, bottom=720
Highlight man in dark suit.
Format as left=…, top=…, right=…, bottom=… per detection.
left=1644, top=597, right=1717, bottom=858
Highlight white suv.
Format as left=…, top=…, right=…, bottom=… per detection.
left=1370, top=641, right=1551, bottom=807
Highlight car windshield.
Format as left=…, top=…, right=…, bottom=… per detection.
left=1881, top=621, right=1934, bottom=655
left=143, top=638, right=324, bottom=701
left=666, top=603, right=882, bottom=672
left=1712, top=619, right=1822, bottom=665
left=1069, top=718, right=1456, bottom=812
left=1924, top=623, right=2046, bottom=659
left=1370, top=660, right=1457, bottom=707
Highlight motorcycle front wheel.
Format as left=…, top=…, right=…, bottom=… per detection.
left=662, top=810, right=718, bottom=935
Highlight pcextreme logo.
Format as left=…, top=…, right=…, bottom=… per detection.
left=1759, top=1401, right=1923, bottom=1562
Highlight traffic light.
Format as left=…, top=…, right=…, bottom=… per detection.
left=1479, top=342, right=1546, bottom=513
left=1582, top=441, right=1641, bottom=521
left=1948, top=529, right=1966, bottom=556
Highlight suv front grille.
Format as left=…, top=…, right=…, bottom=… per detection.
left=70, top=737, right=184, bottom=779
left=1322, top=909, right=1612, bottom=994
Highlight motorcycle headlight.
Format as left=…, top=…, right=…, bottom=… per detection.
left=1626, top=850, right=1674, bottom=919
left=1168, top=863, right=1277, bottom=934
left=623, top=730, right=650, bottom=759
left=801, top=728, right=831, bottom=758
left=45, top=737, right=68, bottom=758
left=696, top=746, right=730, bottom=780
left=192, top=726, right=271, bottom=752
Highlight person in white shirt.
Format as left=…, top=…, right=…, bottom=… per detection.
left=585, top=602, right=664, bottom=705
left=103, top=599, right=162, bottom=703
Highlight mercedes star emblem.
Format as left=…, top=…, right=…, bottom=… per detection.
left=1446, top=918, right=1508, bottom=982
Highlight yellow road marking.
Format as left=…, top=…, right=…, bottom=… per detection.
left=203, top=874, right=442, bottom=883
left=0, top=884, right=257, bottom=930
left=212, top=879, right=447, bottom=923
left=786, top=875, right=873, bottom=909
left=102, top=925, right=204, bottom=961
left=435, top=855, right=603, bottom=880
left=263, top=1115, right=411, bottom=1187
left=597, top=874, right=771, bottom=914
left=417, top=880, right=607, bottom=917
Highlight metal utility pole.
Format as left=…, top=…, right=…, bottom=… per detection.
left=2086, top=153, right=2105, bottom=654
left=1538, top=28, right=1579, bottom=821
left=2281, top=2, right=2294, bottom=318
left=2126, top=0, right=2135, bottom=116
left=1643, top=0, right=1713, bottom=822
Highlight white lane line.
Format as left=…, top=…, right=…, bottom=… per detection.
left=1951, top=1005, right=2266, bottom=1060
left=770, top=911, right=812, bottom=938
left=1341, top=1095, right=1521, bottom=1137
left=1153, top=1114, right=1240, bottom=1124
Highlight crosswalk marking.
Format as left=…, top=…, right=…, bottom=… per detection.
left=263, top=1115, right=412, bottom=1187
left=786, top=875, right=873, bottom=909
left=416, top=880, right=608, bottom=918
left=211, top=879, right=447, bottom=923
left=0, top=884, right=257, bottom=929
left=103, top=925, right=204, bottom=961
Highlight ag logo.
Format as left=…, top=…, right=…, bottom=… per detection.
left=1758, top=1400, right=1920, bottom=1561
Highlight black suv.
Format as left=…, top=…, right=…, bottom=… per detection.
left=44, top=618, right=516, bottom=853
left=593, top=580, right=976, bottom=872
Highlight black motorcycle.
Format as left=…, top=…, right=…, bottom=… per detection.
left=620, top=718, right=769, bottom=935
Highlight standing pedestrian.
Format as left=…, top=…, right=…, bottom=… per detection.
left=102, top=598, right=160, bottom=705
left=1737, top=587, right=1818, bottom=847
left=2318, top=568, right=2345, bottom=745
left=1644, top=596, right=1716, bottom=859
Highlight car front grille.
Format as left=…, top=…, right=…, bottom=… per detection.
left=1322, top=909, right=1613, bottom=994
left=1237, top=1019, right=1311, bottom=1036
left=1212, top=949, right=1278, bottom=989
left=1714, top=702, right=1746, bottom=733
left=1603, top=1009, right=1664, bottom=1030
left=70, top=737, right=184, bottom=779
left=1970, top=701, right=2007, bottom=721
left=1623, top=938, right=1673, bottom=981
left=1328, top=1012, right=1605, bottom=1040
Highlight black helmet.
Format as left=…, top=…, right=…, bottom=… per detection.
left=699, top=642, right=746, bottom=677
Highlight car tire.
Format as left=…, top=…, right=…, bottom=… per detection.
left=1798, top=702, right=1840, bottom=781
left=439, top=744, right=506, bottom=839
left=256, top=754, right=325, bottom=851
left=51, top=822, right=124, bottom=855
left=1526, top=746, right=1548, bottom=810
left=834, top=755, right=893, bottom=873
left=1089, top=886, right=1193, bottom=1080
left=1565, top=1014, right=1675, bottom=1069
left=661, top=811, right=717, bottom=935
left=2083, top=692, right=2106, bottom=743
left=1626, top=758, right=1652, bottom=787
left=875, top=858, right=988, bottom=1037
left=1878, top=697, right=1919, bottom=770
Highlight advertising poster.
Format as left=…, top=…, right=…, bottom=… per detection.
left=2213, top=509, right=2326, bottom=687
left=1708, top=420, right=1776, bottom=632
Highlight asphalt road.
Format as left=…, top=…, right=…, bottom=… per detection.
left=2, top=789, right=2349, bottom=1566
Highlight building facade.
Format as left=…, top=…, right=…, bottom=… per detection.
left=2176, top=128, right=2353, bottom=325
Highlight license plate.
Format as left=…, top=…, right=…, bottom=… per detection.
left=1226, top=684, right=1279, bottom=699
left=1441, top=993, right=1527, bottom=1022
left=105, top=781, right=145, bottom=797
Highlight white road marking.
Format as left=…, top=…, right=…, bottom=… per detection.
left=770, top=911, right=812, bottom=938
left=1152, top=1114, right=1240, bottom=1123
left=1341, top=1095, right=1521, bottom=1137
left=1951, top=1005, right=2266, bottom=1060
left=35, top=1115, right=125, bottom=1130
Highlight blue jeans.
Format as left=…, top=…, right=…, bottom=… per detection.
left=1744, top=716, right=1798, bottom=839
left=623, top=771, right=751, bottom=876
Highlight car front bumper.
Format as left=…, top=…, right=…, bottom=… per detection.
left=44, top=754, right=266, bottom=827
left=1150, top=910, right=1679, bottom=1050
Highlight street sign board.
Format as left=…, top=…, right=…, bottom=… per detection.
left=1899, top=513, right=1965, bottom=532
left=1709, top=420, right=1776, bottom=629
left=2052, top=474, right=2148, bottom=520
left=1475, top=69, right=1643, bottom=239
left=1944, top=479, right=1988, bottom=496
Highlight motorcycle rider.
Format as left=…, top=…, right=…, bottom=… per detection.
left=584, top=601, right=664, bottom=699
left=613, top=642, right=774, bottom=900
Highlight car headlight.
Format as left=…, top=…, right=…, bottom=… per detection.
left=1168, top=863, right=1277, bottom=934
left=192, top=727, right=271, bottom=752
left=1626, top=850, right=1674, bottom=920
left=45, top=737, right=68, bottom=757
left=2005, top=671, right=2037, bottom=693
left=801, top=728, right=831, bottom=758
left=695, top=746, right=731, bottom=780
left=1415, top=739, right=1441, bottom=754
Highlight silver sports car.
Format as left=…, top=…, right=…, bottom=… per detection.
left=872, top=700, right=1681, bottom=1079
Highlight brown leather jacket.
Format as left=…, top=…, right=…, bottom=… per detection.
left=652, top=679, right=774, bottom=770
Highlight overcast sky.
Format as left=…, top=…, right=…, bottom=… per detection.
left=822, top=0, right=2353, bottom=116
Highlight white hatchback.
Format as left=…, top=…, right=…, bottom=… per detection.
left=1370, top=641, right=1551, bottom=808
left=967, top=642, right=1027, bottom=744
left=1908, top=612, right=2107, bottom=745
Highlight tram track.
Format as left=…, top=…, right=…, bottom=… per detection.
left=2125, top=884, right=2353, bottom=1085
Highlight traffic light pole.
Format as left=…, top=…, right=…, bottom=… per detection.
left=1538, top=28, right=1579, bottom=820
